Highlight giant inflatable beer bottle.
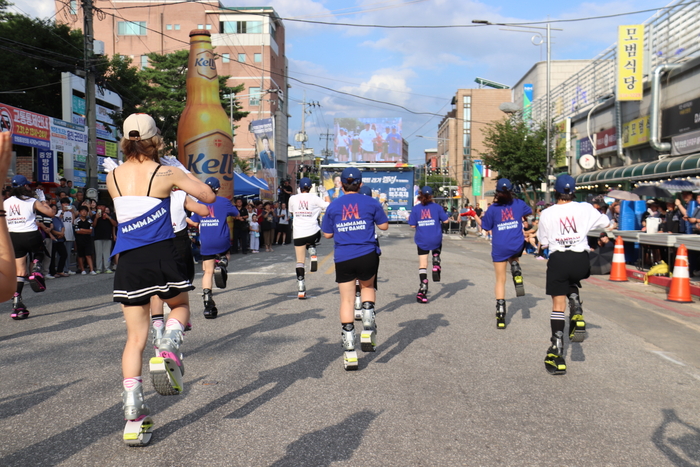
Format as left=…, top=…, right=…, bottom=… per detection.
left=177, top=29, right=234, bottom=199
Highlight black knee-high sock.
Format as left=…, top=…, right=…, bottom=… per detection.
left=16, top=279, right=24, bottom=295
left=550, top=311, right=565, bottom=336
left=296, top=263, right=304, bottom=280
left=419, top=268, right=427, bottom=282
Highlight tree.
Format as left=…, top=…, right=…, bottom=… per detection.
left=0, top=15, right=83, bottom=117
left=480, top=116, right=562, bottom=207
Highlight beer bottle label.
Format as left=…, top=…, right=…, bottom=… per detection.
left=193, top=49, right=217, bottom=81
left=182, top=130, right=234, bottom=197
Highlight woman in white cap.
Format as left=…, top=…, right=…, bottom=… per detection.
left=537, top=174, right=610, bottom=375
left=408, top=186, right=449, bottom=303
left=107, top=113, right=214, bottom=445
left=480, top=178, right=532, bottom=329
left=0, top=132, right=18, bottom=303
left=4, top=169, right=53, bottom=320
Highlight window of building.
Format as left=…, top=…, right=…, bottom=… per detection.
left=205, top=24, right=212, bottom=30
left=117, top=21, right=147, bottom=36
left=166, top=24, right=172, bottom=30
left=254, top=53, right=262, bottom=63
left=269, top=23, right=276, bottom=40
left=249, top=87, right=261, bottom=106
left=69, top=0, right=78, bottom=15
left=198, top=24, right=203, bottom=29
left=140, top=55, right=149, bottom=69
left=221, top=21, right=263, bottom=34
left=463, top=95, right=471, bottom=156
left=222, top=53, right=230, bottom=63
left=238, top=53, right=246, bottom=63
left=174, top=24, right=180, bottom=30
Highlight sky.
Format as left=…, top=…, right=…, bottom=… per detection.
left=7, top=0, right=670, bottom=165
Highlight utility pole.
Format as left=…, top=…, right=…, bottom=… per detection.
left=82, top=0, right=97, bottom=191
left=319, top=128, right=333, bottom=163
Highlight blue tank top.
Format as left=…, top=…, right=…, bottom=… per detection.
left=111, top=165, right=175, bottom=256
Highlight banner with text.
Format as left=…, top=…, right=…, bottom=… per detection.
left=617, top=25, right=644, bottom=101
left=0, top=103, right=50, bottom=150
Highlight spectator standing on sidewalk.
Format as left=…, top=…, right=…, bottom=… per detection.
left=232, top=198, right=249, bottom=254
left=74, top=205, right=96, bottom=275
left=58, top=198, right=76, bottom=274
left=260, top=202, right=275, bottom=252
left=275, top=202, right=289, bottom=245
left=49, top=204, right=67, bottom=277
left=94, top=204, right=117, bottom=273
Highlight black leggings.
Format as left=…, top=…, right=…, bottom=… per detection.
left=50, top=242, right=67, bottom=275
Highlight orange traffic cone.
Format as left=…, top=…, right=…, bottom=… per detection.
left=668, top=244, right=693, bottom=303
left=609, top=235, right=628, bottom=282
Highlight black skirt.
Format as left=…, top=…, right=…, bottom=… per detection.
left=113, top=238, right=194, bottom=306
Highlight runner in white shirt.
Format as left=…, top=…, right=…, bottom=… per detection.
left=537, top=174, right=610, bottom=375
left=288, top=177, right=330, bottom=298
left=5, top=174, right=54, bottom=319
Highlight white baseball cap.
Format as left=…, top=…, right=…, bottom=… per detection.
left=123, top=113, right=158, bottom=141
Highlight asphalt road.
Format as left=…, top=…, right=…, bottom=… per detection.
left=1, top=224, right=700, bottom=466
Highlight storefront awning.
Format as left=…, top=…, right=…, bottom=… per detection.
left=575, top=153, right=700, bottom=185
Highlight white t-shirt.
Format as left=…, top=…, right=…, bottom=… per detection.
left=5, top=196, right=38, bottom=233
left=277, top=208, right=289, bottom=225
left=359, top=129, right=377, bottom=151
left=537, top=202, right=611, bottom=253
left=170, top=190, right=188, bottom=233
left=59, top=208, right=75, bottom=241
left=289, top=192, right=329, bottom=239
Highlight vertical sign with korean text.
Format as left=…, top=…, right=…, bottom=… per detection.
left=37, top=150, right=54, bottom=183
left=617, top=25, right=644, bottom=101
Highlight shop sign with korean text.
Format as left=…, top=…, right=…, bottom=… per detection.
left=622, top=115, right=649, bottom=148
left=0, top=103, right=50, bottom=150
left=617, top=25, right=644, bottom=101
left=596, top=128, right=617, bottom=154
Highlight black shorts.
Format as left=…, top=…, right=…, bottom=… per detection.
left=75, top=238, right=93, bottom=257
left=202, top=251, right=229, bottom=262
left=294, top=231, right=321, bottom=247
left=545, top=250, right=590, bottom=296
left=417, top=244, right=442, bottom=256
left=174, top=229, right=195, bottom=283
left=113, top=239, right=194, bottom=306
left=10, top=230, right=43, bottom=259
left=335, top=252, right=379, bottom=284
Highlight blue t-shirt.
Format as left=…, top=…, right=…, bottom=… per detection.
left=321, top=193, right=388, bottom=263
left=481, top=198, right=532, bottom=262
left=52, top=216, right=65, bottom=243
left=191, top=196, right=239, bottom=256
left=408, top=202, right=448, bottom=251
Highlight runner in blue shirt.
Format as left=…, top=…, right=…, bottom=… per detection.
left=480, top=178, right=532, bottom=329
left=189, top=177, right=239, bottom=319
left=321, top=167, right=388, bottom=370
left=408, top=186, right=449, bottom=303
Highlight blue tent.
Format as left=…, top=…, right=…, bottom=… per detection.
left=233, top=172, right=261, bottom=197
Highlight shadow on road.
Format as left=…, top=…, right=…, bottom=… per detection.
left=154, top=339, right=337, bottom=441
left=366, top=313, right=449, bottom=365
left=269, top=410, right=380, bottom=467
left=0, top=380, right=81, bottom=420
left=652, top=408, right=700, bottom=467
left=0, top=311, right=122, bottom=345
left=0, top=377, right=202, bottom=465
left=186, top=309, right=325, bottom=357
left=506, top=294, right=544, bottom=323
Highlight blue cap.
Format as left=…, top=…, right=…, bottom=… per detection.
left=11, top=175, right=29, bottom=187
left=358, top=185, right=372, bottom=196
left=554, top=174, right=576, bottom=194
left=205, top=177, right=220, bottom=190
left=299, top=177, right=312, bottom=189
left=421, top=186, right=433, bottom=196
left=496, top=178, right=512, bottom=192
left=341, top=167, right=362, bottom=183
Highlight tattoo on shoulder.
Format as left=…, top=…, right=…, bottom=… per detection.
left=155, top=168, right=174, bottom=177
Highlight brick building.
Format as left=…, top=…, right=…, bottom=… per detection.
left=437, top=88, right=511, bottom=207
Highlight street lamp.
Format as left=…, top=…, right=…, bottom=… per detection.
left=472, top=19, right=562, bottom=203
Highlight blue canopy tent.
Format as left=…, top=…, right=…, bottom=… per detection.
left=233, top=172, right=262, bottom=197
